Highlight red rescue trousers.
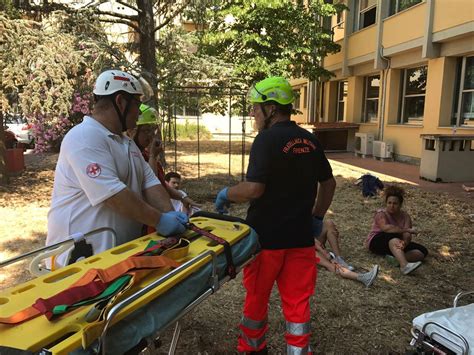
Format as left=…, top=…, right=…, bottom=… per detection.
left=237, top=247, right=317, bottom=354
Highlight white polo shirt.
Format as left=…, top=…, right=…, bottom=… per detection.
left=46, top=116, right=160, bottom=268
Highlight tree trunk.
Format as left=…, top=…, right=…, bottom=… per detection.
left=136, top=0, right=166, bottom=167
left=137, top=0, right=158, bottom=107
left=0, top=111, right=10, bottom=185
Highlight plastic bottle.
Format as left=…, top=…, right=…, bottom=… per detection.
left=385, top=255, right=399, bottom=267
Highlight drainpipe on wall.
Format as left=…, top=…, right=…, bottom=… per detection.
left=379, top=46, right=391, bottom=142
left=374, top=0, right=391, bottom=141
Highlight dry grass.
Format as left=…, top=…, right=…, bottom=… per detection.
left=0, top=140, right=473, bottom=354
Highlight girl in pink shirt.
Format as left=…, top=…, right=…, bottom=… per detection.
left=366, top=185, right=428, bottom=275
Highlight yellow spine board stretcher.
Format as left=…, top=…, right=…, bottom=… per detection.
left=0, top=216, right=251, bottom=354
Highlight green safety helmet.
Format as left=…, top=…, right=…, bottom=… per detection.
left=137, top=104, right=159, bottom=126
left=249, top=76, right=295, bottom=105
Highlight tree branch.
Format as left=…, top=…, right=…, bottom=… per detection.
left=99, top=17, right=141, bottom=33
left=153, top=0, right=192, bottom=32
left=115, top=0, right=140, bottom=14
left=94, top=9, right=138, bottom=22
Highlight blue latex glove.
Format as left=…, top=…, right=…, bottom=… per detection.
left=215, top=187, right=231, bottom=214
left=156, top=211, right=188, bottom=236
left=312, top=216, right=324, bottom=238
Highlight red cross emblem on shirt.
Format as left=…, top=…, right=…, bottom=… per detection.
left=86, top=163, right=101, bottom=178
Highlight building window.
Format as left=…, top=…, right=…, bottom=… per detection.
left=363, top=75, right=380, bottom=122
left=335, top=10, right=344, bottom=28
left=336, top=80, right=348, bottom=121
left=354, top=0, right=377, bottom=31
left=400, top=66, right=427, bottom=124
left=389, top=0, right=423, bottom=16
left=294, top=89, right=301, bottom=111
left=452, top=56, right=474, bottom=127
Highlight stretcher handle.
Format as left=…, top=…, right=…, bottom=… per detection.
left=425, top=321, right=469, bottom=354
left=453, top=290, right=474, bottom=307
left=0, top=227, right=117, bottom=269
left=99, top=249, right=218, bottom=355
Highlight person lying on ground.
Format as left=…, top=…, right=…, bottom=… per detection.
left=365, top=185, right=428, bottom=275
left=315, top=239, right=379, bottom=288
left=315, top=219, right=354, bottom=270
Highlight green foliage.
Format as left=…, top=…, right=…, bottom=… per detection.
left=201, top=0, right=346, bottom=83
left=0, top=12, right=129, bottom=151
left=156, top=26, right=246, bottom=116
left=167, top=121, right=213, bottom=141
left=0, top=0, right=20, bottom=19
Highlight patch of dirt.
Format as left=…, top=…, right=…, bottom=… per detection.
left=0, top=141, right=473, bottom=354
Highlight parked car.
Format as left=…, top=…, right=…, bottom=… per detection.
left=4, top=114, right=34, bottom=148
left=4, top=126, right=18, bottom=149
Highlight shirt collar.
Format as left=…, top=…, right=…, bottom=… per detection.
left=83, top=116, right=130, bottom=142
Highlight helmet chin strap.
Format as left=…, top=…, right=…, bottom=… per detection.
left=112, top=94, right=133, bottom=132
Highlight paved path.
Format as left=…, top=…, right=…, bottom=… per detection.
left=326, top=152, right=474, bottom=204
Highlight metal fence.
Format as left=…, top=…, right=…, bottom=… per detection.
left=158, top=86, right=251, bottom=181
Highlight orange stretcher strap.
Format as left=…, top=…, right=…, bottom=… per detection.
left=0, top=254, right=180, bottom=325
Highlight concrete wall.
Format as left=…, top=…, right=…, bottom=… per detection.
left=433, top=0, right=473, bottom=32
left=382, top=2, right=425, bottom=49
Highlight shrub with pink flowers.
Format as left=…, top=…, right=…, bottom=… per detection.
left=30, top=91, right=93, bottom=153
left=30, top=114, right=74, bottom=153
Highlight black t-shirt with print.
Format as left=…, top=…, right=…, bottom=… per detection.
left=245, top=120, right=333, bottom=250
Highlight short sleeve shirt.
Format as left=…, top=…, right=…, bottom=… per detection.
left=245, top=121, right=333, bottom=250
left=46, top=116, right=160, bottom=267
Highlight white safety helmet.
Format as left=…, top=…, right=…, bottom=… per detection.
left=93, top=69, right=153, bottom=102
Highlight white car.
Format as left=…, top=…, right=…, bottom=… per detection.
left=5, top=114, right=34, bottom=147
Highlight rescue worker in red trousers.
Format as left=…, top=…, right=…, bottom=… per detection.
left=215, top=77, right=336, bottom=354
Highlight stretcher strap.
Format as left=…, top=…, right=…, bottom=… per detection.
left=134, top=237, right=180, bottom=257
left=52, top=275, right=133, bottom=316
left=188, top=223, right=236, bottom=279
left=0, top=254, right=180, bottom=325
left=34, top=255, right=180, bottom=320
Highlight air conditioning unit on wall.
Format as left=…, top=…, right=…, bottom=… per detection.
left=373, top=140, right=394, bottom=159
left=354, top=133, right=374, bottom=156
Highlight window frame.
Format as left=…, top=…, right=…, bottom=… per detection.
left=363, top=75, right=380, bottom=123
left=354, top=0, right=377, bottom=31
left=389, top=0, right=423, bottom=16
left=399, top=66, right=427, bottom=124
left=453, top=56, right=474, bottom=127
left=336, top=80, right=348, bottom=122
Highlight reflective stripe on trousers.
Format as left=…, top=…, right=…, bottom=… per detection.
left=286, top=321, right=311, bottom=336
left=239, top=315, right=267, bottom=351
left=287, top=343, right=312, bottom=355
left=241, top=315, right=268, bottom=330
left=240, top=331, right=266, bottom=349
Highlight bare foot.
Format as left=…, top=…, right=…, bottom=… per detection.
left=462, top=184, right=474, bottom=192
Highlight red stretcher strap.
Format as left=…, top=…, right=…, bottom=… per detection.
left=0, top=254, right=180, bottom=325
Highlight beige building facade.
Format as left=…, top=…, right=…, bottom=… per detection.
left=293, top=0, right=474, bottom=163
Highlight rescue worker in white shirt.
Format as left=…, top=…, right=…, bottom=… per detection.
left=46, top=69, right=188, bottom=269
left=215, top=77, right=336, bottom=354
